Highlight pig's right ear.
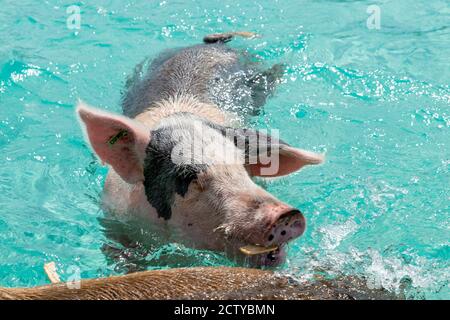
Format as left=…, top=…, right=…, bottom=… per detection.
left=76, top=102, right=151, bottom=184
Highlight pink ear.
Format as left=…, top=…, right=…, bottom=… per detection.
left=248, top=145, right=324, bottom=177
left=77, top=102, right=151, bottom=184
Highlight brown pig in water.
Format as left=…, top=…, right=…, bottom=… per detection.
left=77, top=32, right=324, bottom=267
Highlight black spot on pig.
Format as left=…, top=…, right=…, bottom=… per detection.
left=143, top=126, right=206, bottom=220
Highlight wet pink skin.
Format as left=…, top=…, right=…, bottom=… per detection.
left=103, top=174, right=306, bottom=267
left=104, top=175, right=306, bottom=267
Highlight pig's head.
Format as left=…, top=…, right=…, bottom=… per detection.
left=77, top=102, right=324, bottom=267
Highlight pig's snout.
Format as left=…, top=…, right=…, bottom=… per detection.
left=241, top=206, right=306, bottom=267
left=265, top=208, right=306, bottom=246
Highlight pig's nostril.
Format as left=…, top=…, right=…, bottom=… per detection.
left=281, top=230, right=286, bottom=236
left=268, top=234, right=274, bottom=241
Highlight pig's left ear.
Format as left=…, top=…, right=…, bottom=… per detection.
left=76, top=102, right=151, bottom=184
left=258, top=143, right=324, bottom=177
left=248, top=144, right=324, bottom=177
left=238, top=129, right=324, bottom=177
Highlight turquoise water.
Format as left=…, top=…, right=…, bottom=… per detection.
left=0, top=0, right=449, bottom=299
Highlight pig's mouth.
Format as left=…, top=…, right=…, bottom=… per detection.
left=237, top=243, right=288, bottom=267
left=260, top=244, right=287, bottom=267
left=239, top=244, right=279, bottom=255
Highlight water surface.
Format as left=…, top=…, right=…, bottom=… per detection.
left=0, top=0, right=448, bottom=299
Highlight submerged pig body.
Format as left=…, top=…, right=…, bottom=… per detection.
left=78, top=34, right=324, bottom=267
left=122, top=44, right=259, bottom=119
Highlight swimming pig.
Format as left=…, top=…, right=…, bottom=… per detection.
left=77, top=32, right=324, bottom=267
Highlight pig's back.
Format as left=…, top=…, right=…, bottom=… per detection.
left=122, top=44, right=258, bottom=118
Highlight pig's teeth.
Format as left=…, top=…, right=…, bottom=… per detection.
left=239, top=244, right=278, bottom=256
